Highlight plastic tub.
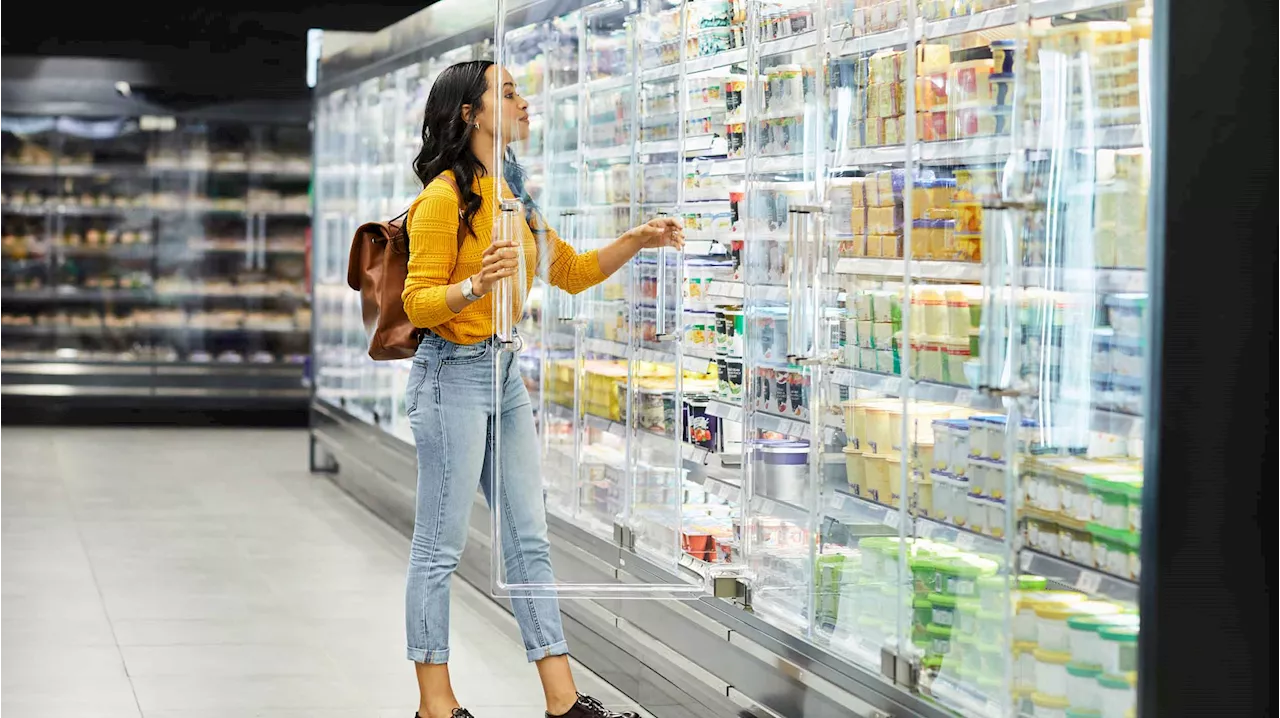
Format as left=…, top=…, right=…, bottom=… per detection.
left=863, top=454, right=890, bottom=504
left=1016, top=591, right=1085, bottom=643
left=929, top=592, right=960, bottom=628
left=1097, top=672, right=1136, bottom=718
left=955, top=597, right=981, bottom=635
left=1097, top=624, right=1139, bottom=674
left=1068, top=613, right=1138, bottom=667
left=1027, top=516, right=1062, bottom=556
left=1033, top=648, right=1071, bottom=698
left=913, top=474, right=934, bottom=517
left=975, top=607, right=1005, bottom=646
left=1032, top=691, right=1071, bottom=718
left=966, top=495, right=988, bottom=534
left=1089, top=478, right=1130, bottom=530
left=1014, top=641, right=1038, bottom=692
left=987, top=498, right=1007, bottom=538
left=977, top=574, right=1047, bottom=612
left=911, top=596, right=933, bottom=640
left=926, top=623, right=953, bottom=658
left=1066, top=710, right=1102, bottom=718
left=843, top=445, right=866, bottom=496
left=976, top=641, right=1004, bottom=680
left=934, top=555, right=998, bottom=597
left=1066, top=662, right=1103, bottom=711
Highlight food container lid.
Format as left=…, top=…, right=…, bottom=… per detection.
left=956, top=597, right=982, bottom=615
left=976, top=607, right=1006, bottom=622
left=990, top=39, right=1017, bottom=48
left=935, top=555, right=999, bottom=578
left=1018, top=590, right=1086, bottom=609
left=926, top=623, right=953, bottom=638
left=932, top=178, right=957, bottom=188
left=1066, top=710, right=1103, bottom=718
left=978, top=574, right=1047, bottom=591
left=990, top=72, right=1016, bottom=80
left=1033, top=648, right=1073, bottom=664
left=1067, top=612, right=1139, bottom=632
left=912, top=596, right=933, bottom=609
left=1098, top=625, right=1140, bottom=643
left=1031, top=693, right=1072, bottom=709
left=1067, top=662, right=1104, bottom=678
left=842, top=444, right=862, bottom=455
left=1097, top=672, right=1138, bottom=689
left=927, top=592, right=958, bottom=608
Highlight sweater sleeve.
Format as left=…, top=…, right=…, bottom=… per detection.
left=539, top=219, right=608, bottom=295
left=402, top=183, right=462, bottom=329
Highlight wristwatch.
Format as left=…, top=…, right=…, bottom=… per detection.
left=460, top=276, right=482, bottom=302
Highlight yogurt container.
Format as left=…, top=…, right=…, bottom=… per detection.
left=1031, top=691, right=1071, bottom=718
left=753, top=440, right=809, bottom=504
left=1066, top=662, right=1104, bottom=711
left=1097, top=672, right=1136, bottom=718
left=1097, top=624, right=1139, bottom=674
left=1016, top=591, right=1086, bottom=643
left=1037, top=600, right=1122, bottom=653
left=1068, top=612, right=1139, bottom=667
left=933, top=555, right=998, bottom=597
left=1033, top=648, right=1072, bottom=698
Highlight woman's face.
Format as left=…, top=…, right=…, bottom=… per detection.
left=468, top=66, right=530, bottom=145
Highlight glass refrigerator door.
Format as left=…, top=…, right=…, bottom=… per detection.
left=2, top=115, right=60, bottom=362
left=491, top=0, right=710, bottom=598
left=738, top=0, right=827, bottom=636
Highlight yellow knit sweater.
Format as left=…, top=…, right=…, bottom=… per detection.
left=402, top=171, right=606, bottom=345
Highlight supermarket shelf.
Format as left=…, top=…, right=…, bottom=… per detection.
left=686, top=47, right=749, bottom=74
left=829, top=368, right=1003, bottom=410
left=2, top=288, right=152, bottom=303
left=0, top=359, right=303, bottom=376
left=1021, top=266, right=1148, bottom=293
left=634, top=343, right=718, bottom=374
left=752, top=492, right=810, bottom=525
left=1, top=163, right=309, bottom=178
left=705, top=396, right=745, bottom=423
left=755, top=154, right=810, bottom=174
left=9, top=287, right=295, bottom=305
left=582, top=145, right=631, bottom=162
left=924, top=5, right=1019, bottom=39
left=692, top=460, right=743, bottom=501
left=183, top=243, right=306, bottom=255
left=753, top=409, right=812, bottom=439
left=585, top=74, right=631, bottom=94
left=1031, top=0, right=1131, bottom=18
left=639, top=63, right=680, bottom=83
left=759, top=29, right=818, bottom=57
left=1020, top=549, right=1138, bottom=603
left=704, top=278, right=745, bottom=301
left=695, top=157, right=746, bottom=176
left=582, top=336, right=629, bottom=358
left=834, top=257, right=983, bottom=281
left=584, top=412, right=628, bottom=438
left=639, top=139, right=681, bottom=155
left=830, top=26, right=909, bottom=57
left=828, top=488, right=909, bottom=531
left=915, top=515, right=1006, bottom=555
left=1, top=324, right=308, bottom=336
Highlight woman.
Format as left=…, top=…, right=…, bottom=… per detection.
left=400, top=60, right=683, bottom=718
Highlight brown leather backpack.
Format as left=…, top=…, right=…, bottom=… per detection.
left=347, top=174, right=465, bottom=360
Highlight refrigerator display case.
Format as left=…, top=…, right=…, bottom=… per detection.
left=310, top=0, right=1249, bottom=715
left=1, top=112, right=312, bottom=407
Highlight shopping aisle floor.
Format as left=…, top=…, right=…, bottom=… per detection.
left=1, top=427, right=649, bottom=718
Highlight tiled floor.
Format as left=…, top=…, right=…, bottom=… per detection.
left=2, top=427, right=647, bottom=718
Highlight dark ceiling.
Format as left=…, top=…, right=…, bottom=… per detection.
left=2, top=3, right=433, bottom=97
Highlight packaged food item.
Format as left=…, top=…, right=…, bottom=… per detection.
left=1066, top=662, right=1104, bottom=711
left=843, top=445, right=866, bottom=495
left=1097, top=672, right=1136, bottom=718
left=1031, top=691, right=1071, bottom=718
left=1016, top=591, right=1085, bottom=643
left=1097, top=624, right=1138, bottom=674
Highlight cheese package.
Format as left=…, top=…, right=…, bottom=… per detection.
left=917, top=72, right=949, bottom=111
left=950, top=59, right=996, bottom=106
left=916, top=43, right=952, bottom=74
left=840, top=235, right=867, bottom=258
left=869, top=205, right=902, bottom=235
left=868, top=50, right=900, bottom=85
left=874, top=170, right=896, bottom=206
left=880, top=234, right=904, bottom=259
left=883, top=115, right=903, bottom=145
left=849, top=178, right=869, bottom=206
left=851, top=206, right=868, bottom=234
left=865, top=234, right=884, bottom=258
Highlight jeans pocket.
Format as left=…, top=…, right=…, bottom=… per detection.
left=405, top=359, right=431, bottom=415
left=443, top=341, right=491, bottom=365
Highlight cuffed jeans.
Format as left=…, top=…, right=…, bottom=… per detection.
left=404, top=332, right=568, bottom=664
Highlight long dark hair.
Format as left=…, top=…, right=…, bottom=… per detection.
left=412, top=60, right=536, bottom=237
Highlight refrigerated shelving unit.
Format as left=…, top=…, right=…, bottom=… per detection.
left=309, top=0, right=1269, bottom=716
left=1, top=97, right=313, bottom=415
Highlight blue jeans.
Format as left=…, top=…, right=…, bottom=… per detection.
left=404, top=332, right=568, bottom=664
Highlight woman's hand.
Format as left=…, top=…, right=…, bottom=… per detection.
left=624, top=217, right=685, bottom=250
left=471, top=238, right=520, bottom=297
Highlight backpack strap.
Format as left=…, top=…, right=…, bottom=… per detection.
left=436, top=173, right=469, bottom=250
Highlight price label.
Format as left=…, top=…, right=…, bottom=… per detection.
left=955, top=532, right=976, bottom=551
left=1020, top=550, right=1034, bottom=571
left=953, top=390, right=973, bottom=407
left=917, top=521, right=935, bottom=539
left=884, top=510, right=901, bottom=529
left=1075, top=570, right=1103, bottom=594
left=757, top=498, right=777, bottom=516
left=682, top=355, right=712, bottom=373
